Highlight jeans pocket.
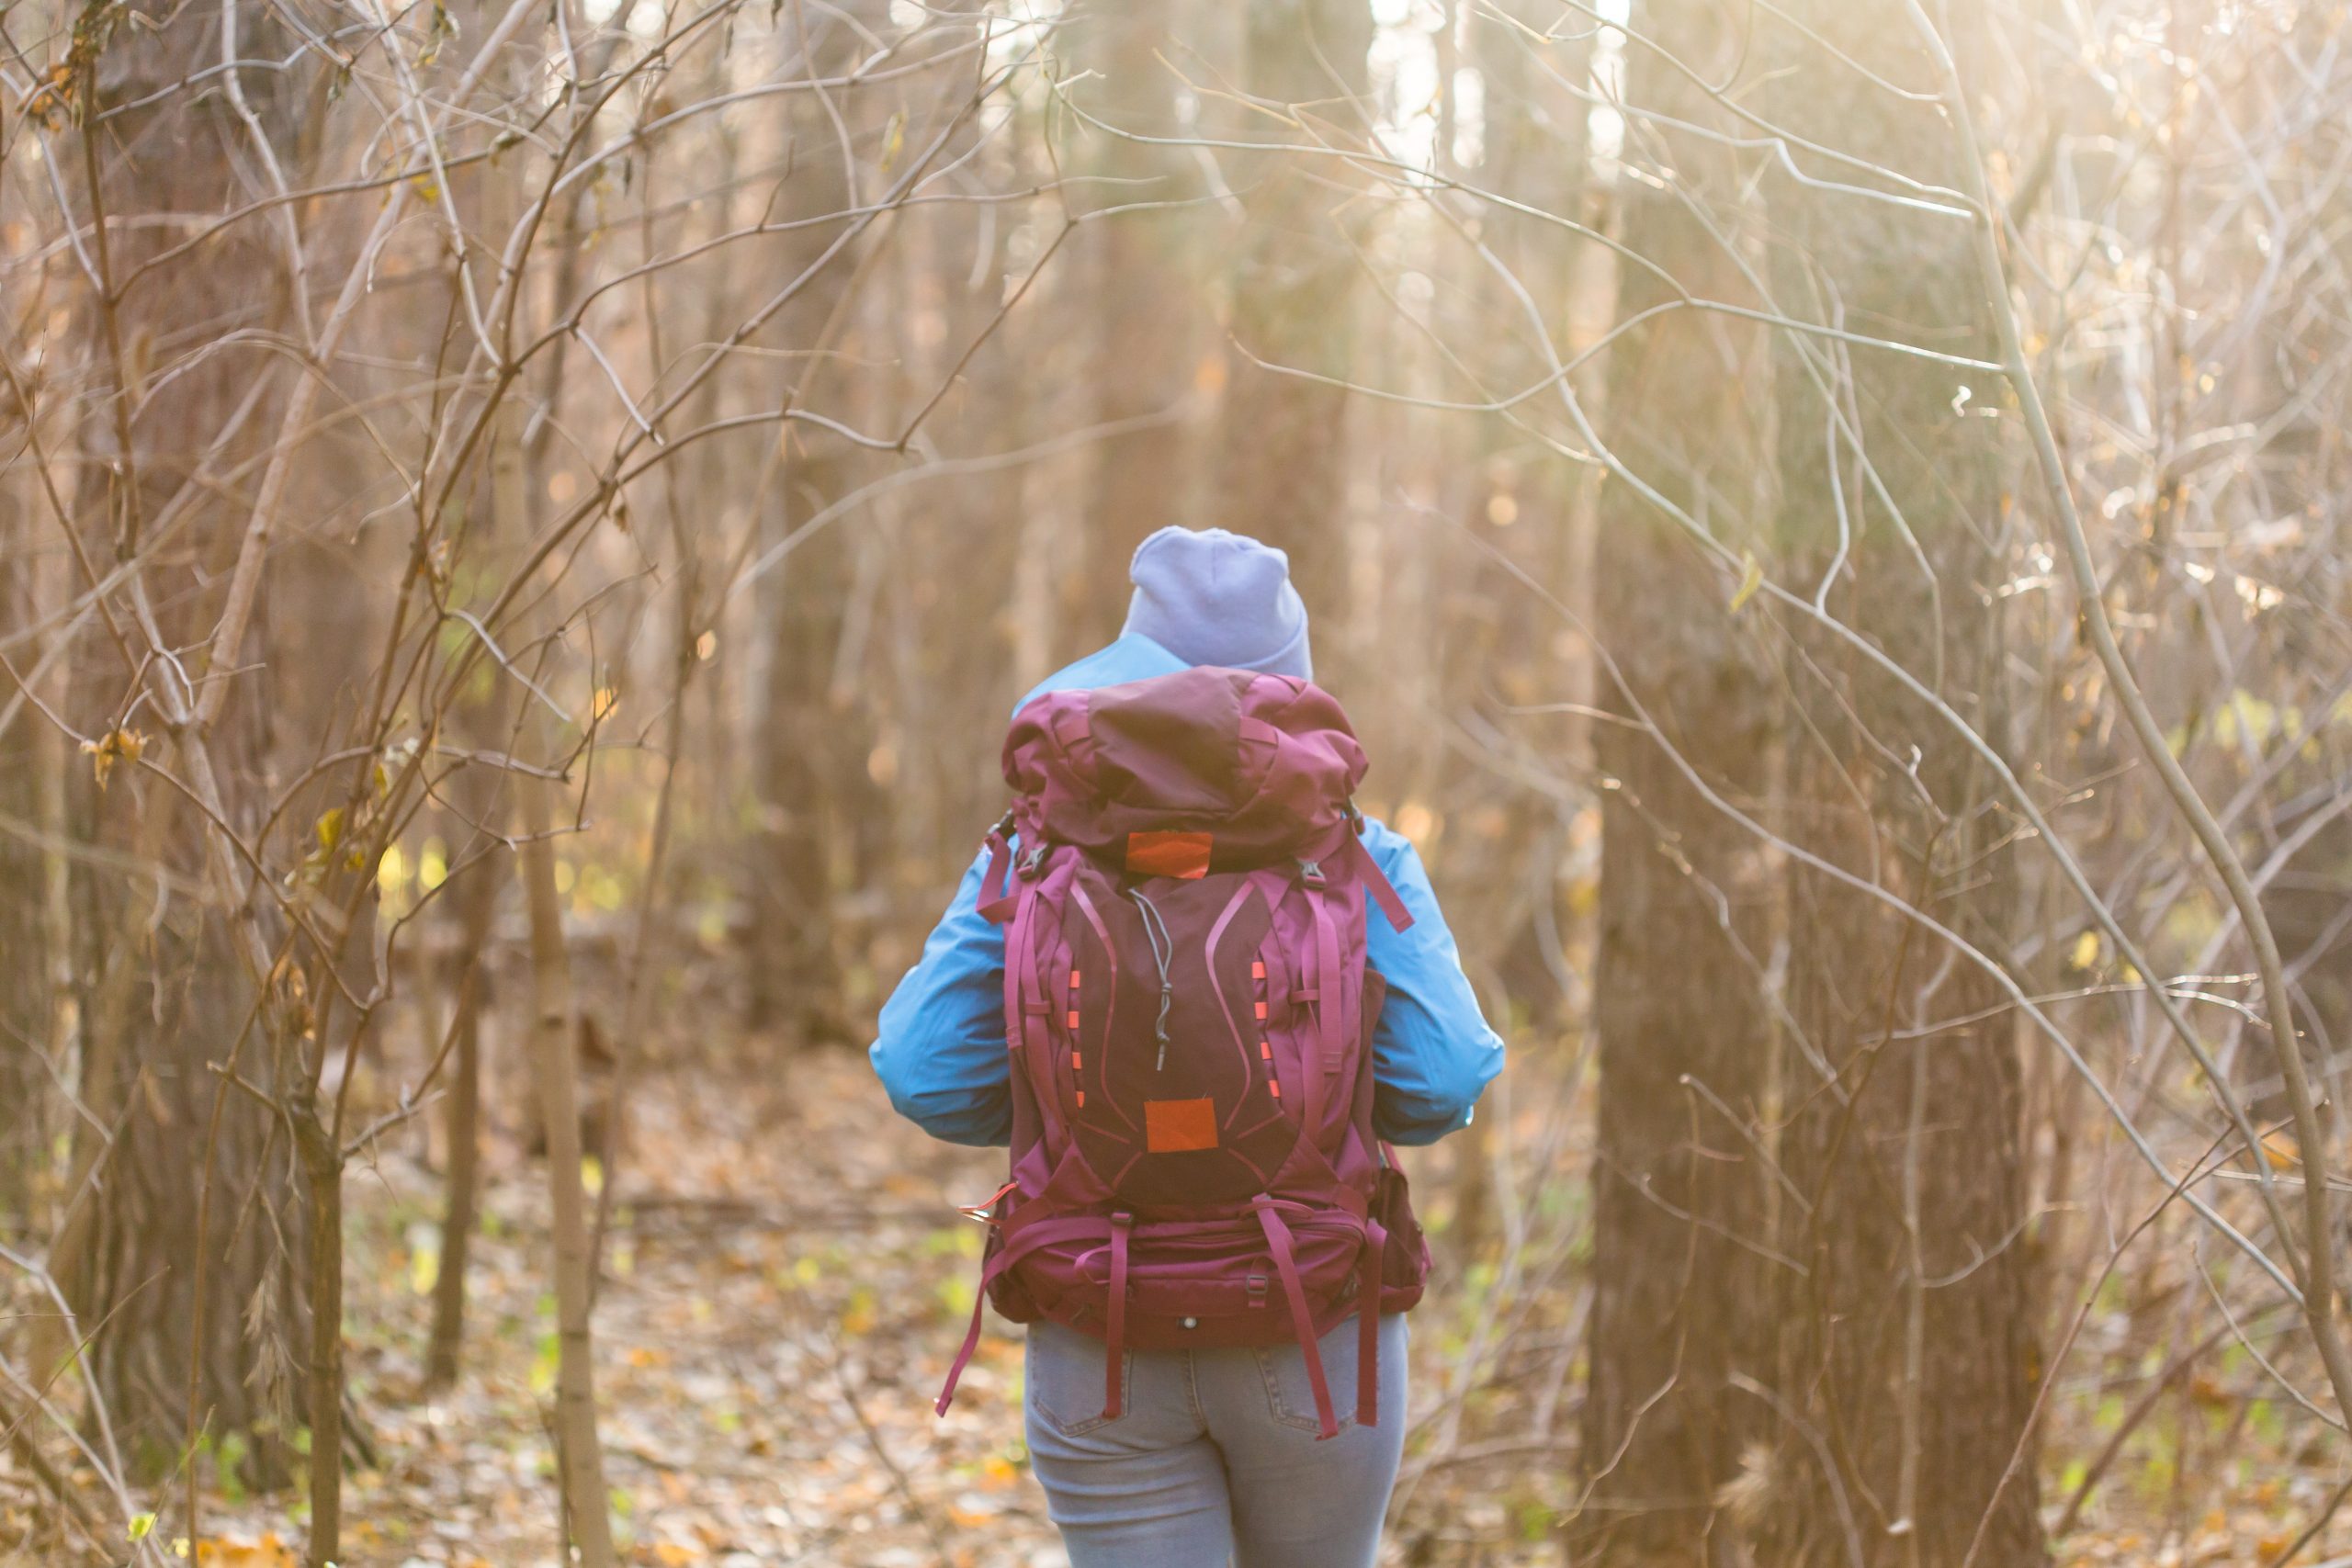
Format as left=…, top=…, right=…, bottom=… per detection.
left=1026, top=1320, right=1129, bottom=1438
left=1254, top=1316, right=1370, bottom=1435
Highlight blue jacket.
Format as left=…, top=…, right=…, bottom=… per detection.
left=869, top=634, right=1505, bottom=1148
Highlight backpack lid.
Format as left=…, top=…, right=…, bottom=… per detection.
left=1002, top=666, right=1367, bottom=872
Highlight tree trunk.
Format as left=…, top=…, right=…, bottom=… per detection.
left=423, top=381, right=533, bottom=1392
left=1073, top=6, right=1204, bottom=628
left=748, top=3, right=876, bottom=1036
left=1759, top=6, right=2046, bottom=1562
left=520, top=770, right=617, bottom=1568
left=1453, top=0, right=1598, bottom=1045
left=1215, top=0, right=1374, bottom=637
left=295, top=1113, right=343, bottom=1568
left=424, top=848, right=500, bottom=1390
left=50, top=0, right=304, bottom=1485
left=0, top=479, right=59, bottom=1214
left=1577, top=5, right=1777, bottom=1555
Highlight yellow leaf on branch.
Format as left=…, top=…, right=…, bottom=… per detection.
left=83, top=728, right=146, bottom=789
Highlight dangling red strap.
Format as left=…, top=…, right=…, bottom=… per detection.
left=937, top=1236, right=1027, bottom=1416
left=936, top=1276, right=991, bottom=1416
left=936, top=1211, right=1115, bottom=1416
left=978, top=829, right=1017, bottom=924
left=1347, top=833, right=1413, bottom=932
left=1103, top=1213, right=1133, bottom=1419
left=1356, top=1216, right=1387, bottom=1429
left=1254, top=1197, right=1338, bottom=1439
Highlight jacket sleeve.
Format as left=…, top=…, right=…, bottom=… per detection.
left=869, top=847, right=1014, bottom=1146
left=1362, top=822, right=1506, bottom=1145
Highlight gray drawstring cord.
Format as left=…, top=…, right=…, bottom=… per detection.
left=1126, top=888, right=1176, bottom=1070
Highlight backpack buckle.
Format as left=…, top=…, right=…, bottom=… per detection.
left=1246, top=1269, right=1270, bottom=1305
left=1020, top=843, right=1047, bottom=877
left=1296, top=858, right=1327, bottom=887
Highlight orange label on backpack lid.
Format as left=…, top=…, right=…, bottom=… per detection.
left=1125, top=830, right=1214, bottom=879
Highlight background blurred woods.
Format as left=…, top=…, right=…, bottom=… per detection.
left=6, top=0, right=2352, bottom=1564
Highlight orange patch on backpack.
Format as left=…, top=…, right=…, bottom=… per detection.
left=1125, top=830, right=1214, bottom=879
left=1144, top=1097, right=1219, bottom=1153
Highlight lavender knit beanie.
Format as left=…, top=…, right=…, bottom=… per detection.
left=1120, top=526, right=1313, bottom=682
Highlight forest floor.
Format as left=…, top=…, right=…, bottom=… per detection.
left=176, top=1046, right=1069, bottom=1568
left=12, top=1041, right=2351, bottom=1566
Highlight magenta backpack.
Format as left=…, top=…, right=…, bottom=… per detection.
left=933, top=666, right=1431, bottom=1439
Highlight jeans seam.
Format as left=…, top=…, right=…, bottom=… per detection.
left=1030, top=1331, right=1126, bottom=1438
left=1256, top=1341, right=1331, bottom=1434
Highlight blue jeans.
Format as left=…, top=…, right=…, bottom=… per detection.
left=1023, top=1314, right=1408, bottom=1568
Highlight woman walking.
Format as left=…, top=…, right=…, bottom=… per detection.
left=872, top=526, right=1503, bottom=1568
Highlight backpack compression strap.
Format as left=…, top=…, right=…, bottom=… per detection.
left=1252, top=1195, right=1340, bottom=1440
left=1102, top=1213, right=1133, bottom=1420
left=1356, top=1215, right=1387, bottom=1430
left=934, top=1209, right=1114, bottom=1416
left=1301, top=869, right=1345, bottom=1079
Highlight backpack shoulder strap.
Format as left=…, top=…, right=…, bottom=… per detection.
left=1347, top=827, right=1414, bottom=933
